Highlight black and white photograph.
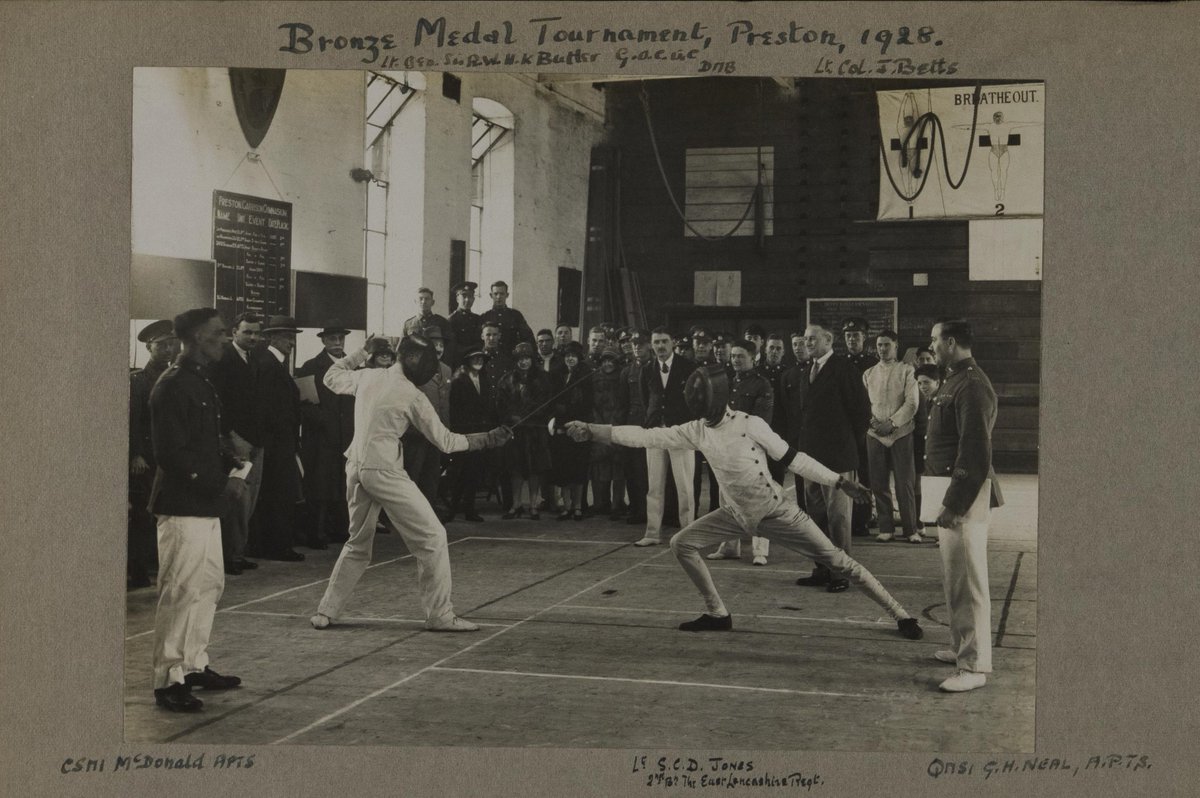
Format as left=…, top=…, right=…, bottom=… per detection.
left=124, top=67, right=1040, bottom=751
left=2, top=3, right=1198, bottom=796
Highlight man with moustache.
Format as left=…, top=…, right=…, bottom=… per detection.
left=251, top=315, right=305, bottom=561
left=479, top=280, right=534, bottom=354
left=793, top=323, right=871, bottom=593
left=210, top=312, right=266, bottom=575
left=128, top=319, right=180, bottom=588
left=448, top=281, right=482, bottom=357
left=297, top=321, right=356, bottom=549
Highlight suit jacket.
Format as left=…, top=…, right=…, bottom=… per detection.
left=777, top=364, right=808, bottom=447
left=296, top=351, right=356, bottom=499
left=255, top=347, right=301, bottom=454
left=210, top=342, right=263, bottom=446
left=796, top=353, right=871, bottom=473
left=641, top=355, right=697, bottom=428
left=449, top=370, right=494, bottom=433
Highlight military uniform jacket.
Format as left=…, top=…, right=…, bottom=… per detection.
left=728, top=370, right=774, bottom=423
left=756, top=362, right=787, bottom=431
left=776, top=364, right=809, bottom=447
left=129, top=358, right=170, bottom=465
left=480, top=349, right=513, bottom=412
left=618, top=361, right=647, bottom=426
left=796, top=353, right=871, bottom=473
left=846, top=351, right=880, bottom=374
left=148, top=355, right=231, bottom=517
left=479, top=305, right=534, bottom=354
left=403, top=312, right=453, bottom=364
left=448, top=307, right=482, bottom=354
left=924, top=357, right=1004, bottom=515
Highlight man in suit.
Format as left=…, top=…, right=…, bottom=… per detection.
left=251, top=315, right=305, bottom=561
left=794, top=323, right=871, bottom=593
left=209, top=312, right=265, bottom=575
left=448, top=281, right=482, bottom=358
left=297, top=321, right=355, bottom=549
left=447, top=346, right=493, bottom=522
left=926, top=319, right=1004, bottom=692
left=635, top=327, right=697, bottom=547
left=479, top=280, right=534, bottom=354
left=128, top=319, right=179, bottom=588
left=402, top=287, right=453, bottom=366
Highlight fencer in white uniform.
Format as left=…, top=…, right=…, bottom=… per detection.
left=310, top=335, right=511, bottom=632
left=567, top=365, right=924, bottom=640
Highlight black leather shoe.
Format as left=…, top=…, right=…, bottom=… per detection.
left=223, top=560, right=244, bottom=576
left=679, top=613, right=733, bottom=632
left=261, top=548, right=305, bottom=562
left=464, top=513, right=484, bottom=523
left=184, top=666, right=242, bottom=691
left=826, top=578, right=850, bottom=593
left=897, top=618, right=924, bottom=640
left=235, top=558, right=258, bottom=570
left=154, top=683, right=203, bottom=712
left=795, top=570, right=830, bottom=587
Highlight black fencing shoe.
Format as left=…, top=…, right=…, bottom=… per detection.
left=184, top=667, right=242, bottom=691
left=897, top=618, right=924, bottom=640
left=154, top=683, right=203, bottom=712
left=826, top=578, right=850, bottom=593
left=795, top=570, right=830, bottom=587
left=678, top=613, right=733, bottom=632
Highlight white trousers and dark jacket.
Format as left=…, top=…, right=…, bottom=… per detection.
left=930, top=478, right=994, bottom=673
left=591, top=411, right=911, bottom=621
left=152, top=515, right=225, bottom=689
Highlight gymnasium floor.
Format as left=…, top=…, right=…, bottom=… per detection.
left=123, top=475, right=1037, bottom=752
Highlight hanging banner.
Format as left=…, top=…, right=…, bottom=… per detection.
left=876, top=82, right=1044, bottom=220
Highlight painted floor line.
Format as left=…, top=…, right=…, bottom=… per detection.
left=270, top=547, right=677, bottom=745
left=429, top=666, right=870, bottom=699
left=223, top=609, right=513, bottom=628
left=459, top=536, right=634, bottom=545
left=558, top=603, right=896, bottom=627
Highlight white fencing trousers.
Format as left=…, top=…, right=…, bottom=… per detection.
left=152, top=515, right=225, bottom=689
left=935, top=479, right=993, bottom=673
left=645, top=447, right=696, bottom=540
left=318, top=467, right=455, bottom=624
left=670, top=504, right=908, bottom=621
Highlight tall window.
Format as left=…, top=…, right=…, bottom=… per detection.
left=469, top=99, right=514, bottom=288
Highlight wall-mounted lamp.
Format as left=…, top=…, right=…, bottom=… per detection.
left=349, top=168, right=375, bottom=183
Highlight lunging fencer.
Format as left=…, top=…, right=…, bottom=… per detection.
left=566, top=364, right=924, bottom=640
left=310, top=335, right=512, bottom=632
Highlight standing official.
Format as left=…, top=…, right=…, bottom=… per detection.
left=926, top=320, right=1004, bottom=692
left=128, top=320, right=179, bottom=588
left=297, top=322, right=355, bottom=548
left=863, top=330, right=921, bottom=543
left=448, top=281, right=482, bottom=357
left=479, top=280, right=534, bottom=354
left=636, top=328, right=697, bottom=547
left=148, top=308, right=246, bottom=712
left=794, top=324, right=871, bottom=593
left=252, top=315, right=305, bottom=561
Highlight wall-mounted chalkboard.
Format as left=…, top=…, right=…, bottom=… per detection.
left=806, top=297, right=898, bottom=353
left=212, top=190, right=292, bottom=323
left=292, top=270, right=368, bottom=330
left=130, top=254, right=216, bottom=319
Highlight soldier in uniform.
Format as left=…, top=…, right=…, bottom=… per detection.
left=778, top=332, right=810, bottom=511
left=479, top=280, right=534, bottom=355
left=617, top=340, right=651, bottom=525
left=296, top=322, right=355, bottom=549
left=758, top=333, right=791, bottom=485
left=707, top=339, right=775, bottom=566
left=448, top=281, right=482, bottom=357
left=128, top=319, right=179, bottom=589
left=480, top=321, right=514, bottom=511
left=743, top=325, right=767, bottom=367
left=712, top=332, right=732, bottom=367
left=925, top=319, right=1004, bottom=693
left=842, top=317, right=879, bottom=537
left=691, top=327, right=717, bottom=367
left=402, top=287, right=453, bottom=365
left=689, top=327, right=721, bottom=520
left=585, top=325, right=607, bottom=370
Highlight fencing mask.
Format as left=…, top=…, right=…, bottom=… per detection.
left=398, top=334, right=439, bottom=386
left=683, top=363, right=731, bottom=426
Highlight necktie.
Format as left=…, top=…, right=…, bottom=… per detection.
left=661, top=363, right=669, bottom=375
left=809, top=361, right=819, bottom=384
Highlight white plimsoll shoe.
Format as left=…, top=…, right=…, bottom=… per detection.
left=908, top=532, right=926, bottom=544
left=939, top=669, right=987, bottom=692
left=875, top=532, right=894, bottom=542
left=633, top=536, right=661, bottom=547
left=752, top=555, right=768, bottom=566
left=933, top=649, right=957, bottom=664
left=425, top=615, right=480, bottom=632
left=310, top=613, right=332, bottom=630
left=707, top=543, right=740, bottom=560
